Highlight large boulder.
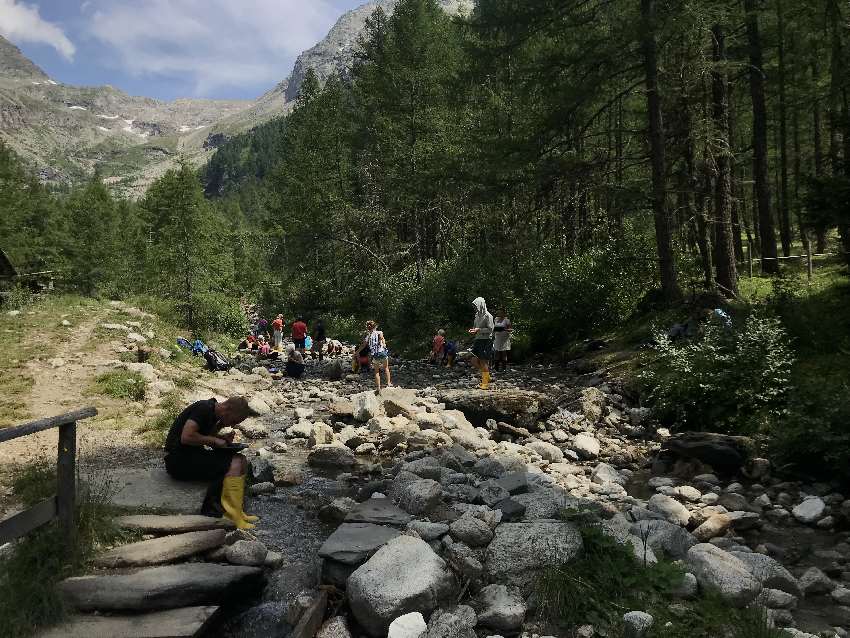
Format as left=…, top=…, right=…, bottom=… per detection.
left=685, top=544, right=761, bottom=607
left=437, top=389, right=557, bottom=428
left=353, top=391, right=383, bottom=422
left=792, top=497, right=826, bottom=524
left=484, top=521, right=582, bottom=590
left=648, top=494, right=691, bottom=526
left=655, top=432, right=754, bottom=476
left=629, top=519, right=696, bottom=560
left=396, top=480, right=443, bottom=515
left=425, top=605, right=477, bottom=638
left=568, top=387, right=606, bottom=424
left=308, top=445, right=355, bottom=468
left=730, top=552, right=801, bottom=597
left=347, top=536, right=457, bottom=637
left=472, top=584, right=526, bottom=633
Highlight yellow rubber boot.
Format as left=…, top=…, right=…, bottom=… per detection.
left=479, top=370, right=490, bottom=390
left=221, top=476, right=255, bottom=530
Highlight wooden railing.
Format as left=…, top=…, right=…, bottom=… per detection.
left=0, top=407, right=97, bottom=545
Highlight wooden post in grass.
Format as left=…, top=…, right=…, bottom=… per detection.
left=56, top=420, right=77, bottom=544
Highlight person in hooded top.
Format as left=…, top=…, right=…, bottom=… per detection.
left=468, top=297, right=494, bottom=389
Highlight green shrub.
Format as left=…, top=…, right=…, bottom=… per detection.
left=538, top=514, right=784, bottom=637
left=0, top=469, right=127, bottom=637
left=191, top=292, right=247, bottom=338
left=91, top=370, right=147, bottom=401
left=2, top=285, right=33, bottom=310
left=772, top=376, right=850, bottom=483
left=640, top=309, right=794, bottom=433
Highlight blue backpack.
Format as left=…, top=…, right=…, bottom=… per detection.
left=192, top=339, right=208, bottom=356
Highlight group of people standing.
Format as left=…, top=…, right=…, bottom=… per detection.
left=431, top=298, right=513, bottom=390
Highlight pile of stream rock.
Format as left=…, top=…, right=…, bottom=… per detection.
left=221, top=373, right=850, bottom=638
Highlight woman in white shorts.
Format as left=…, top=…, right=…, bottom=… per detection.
left=493, top=308, right=513, bottom=372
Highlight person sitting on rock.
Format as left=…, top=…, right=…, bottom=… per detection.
left=285, top=343, right=306, bottom=378
left=328, top=339, right=343, bottom=357
left=431, top=329, right=446, bottom=364
left=164, top=396, right=259, bottom=529
left=258, top=335, right=271, bottom=357
left=442, top=338, right=458, bottom=367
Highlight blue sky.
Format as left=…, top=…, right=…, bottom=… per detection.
left=0, top=0, right=365, bottom=101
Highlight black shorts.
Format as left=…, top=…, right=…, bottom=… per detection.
left=471, top=339, right=493, bottom=361
left=294, top=338, right=306, bottom=349
left=165, top=447, right=236, bottom=482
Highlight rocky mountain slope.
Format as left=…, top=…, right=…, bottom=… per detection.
left=0, top=1, right=473, bottom=197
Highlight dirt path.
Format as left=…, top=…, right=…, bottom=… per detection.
left=0, top=307, right=157, bottom=511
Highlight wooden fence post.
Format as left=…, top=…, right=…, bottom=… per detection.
left=57, top=421, right=76, bottom=544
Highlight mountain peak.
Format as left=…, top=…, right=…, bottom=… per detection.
left=0, top=35, right=49, bottom=81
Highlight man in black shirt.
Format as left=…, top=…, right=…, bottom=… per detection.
left=164, top=396, right=258, bottom=529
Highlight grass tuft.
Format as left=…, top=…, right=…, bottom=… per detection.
left=89, top=370, right=147, bottom=401
left=137, top=391, right=182, bottom=445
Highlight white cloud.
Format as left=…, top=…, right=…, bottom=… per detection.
left=85, top=0, right=344, bottom=96
left=0, top=0, right=75, bottom=60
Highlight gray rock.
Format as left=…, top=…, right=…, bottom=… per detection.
left=225, top=540, right=268, bottom=567
left=693, top=514, right=731, bottom=542
left=437, top=389, right=558, bottom=428
left=484, top=521, right=582, bottom=590
left=525, top=440, right=564, bottom=463
left=472, top=584, right=526, bottom=632
left=572, top=434, right=600, bottom=459
left=59, top=564, right=264, bottom=611
left=730, top=552, right=801, bottom=597
left=792, top=497, right=826, bottom=524
left=648, top=494, right=691, bottom=526
left=249, top=482, right=275, bottom=496
left=685, top=544, right=761, bottom=607
left=591, top=463, right=625, bottom=486
left=623, top=611, right=654, bottom=638
left=478, top=483, right=511, bottom=508
left=319, top=523, right=402, bottom=565
left=353, top=391, right=383, bottom=422
left=388, top=612, right=427, bottom=638
left=308, top=444, right=355, bottom=468
left=512, top=488, right=578, bottom=521
left=407, top=521, right=450, bottom=542
left=449, top=516, right=494, bottom=548
left=493, top=471, right=529, bottom=495
left=799, top=566, right=835, bottom=595
left=757, top=588, right=798, bottom=610
left=348, top=536, right=457, bottom=636
left=93, top=529, right=226, bottom=568
left=114, top=514, right=234, bottom=534
left=397, top=479, right=442, bottom=515
left=317, top=616, right=352, bottom=638
left=426, top=605, right=477, bottom=638
left=319, top=497, right=358, bottom=525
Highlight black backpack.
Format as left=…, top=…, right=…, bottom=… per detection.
left=204, top=349, right=231, bottom=372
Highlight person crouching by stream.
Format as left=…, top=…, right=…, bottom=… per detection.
left=363, top=320, right=392, bottom=395
left=164, top=396, right=259, bottom=530
left=469, top=297, right=494, bottom=389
